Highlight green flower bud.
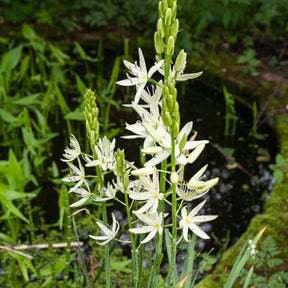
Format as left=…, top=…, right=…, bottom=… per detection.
left=168, top=93, right=174, bottom=109
left=163, top=111, right=173, bottom=126
left=170, top=18, right=179, bottom=38
left=162, top=0, right=168, bottom=10
left=84, top=89, right=99, bottom=142
left=158, top=1, right=164, bottom=18
left=123, top=173, right=129, bottom=191
left=164, top=8, right=172, bottom=27
left=175, top=49, right=186, bottom=73
left=179, top=133, right=188, bottom=152
left=157, top=18, right=165, bottom=38
left=154, top=32, right=164, bottom=54
left=167, top=36, right=175, bottom=56
left=171, top=2, right=177, bottom=21
left=170, top=172, right=179, bottom=184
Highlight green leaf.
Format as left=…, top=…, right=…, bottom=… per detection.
left=0, top=108, right=17, bottom=123
left=13, top=93, right=41, bottom=106
left=0, top=194, right=29, bottom=223
left=0, top=45, right=23, bottom=72
left=64, top=110, right=85, bottom=121
left=22, top=24, right=37, bottom=41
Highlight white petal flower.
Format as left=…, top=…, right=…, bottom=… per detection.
left=93, top=183, right=117, bottom=202
left=62, top=158, right=90, bottom=193
left=89, top=213, right=120, bottom=245
left=179, top=201, right=217, bottom=241
left=85, top=137, right=116, bottom=171
left=129, top=171, right=163, bottom=214
left=144, top=121, right=209, bottom=167
left=62, top=134, right=81, bottom=162
left=129, top=211, right=164, bottom=244
left=116, top=48, right=164, bottom=105
left=69, top=187, right=91, bottom=207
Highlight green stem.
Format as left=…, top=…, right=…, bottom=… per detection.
left=151, top=160, right=167, bottom=287
left=123, top=184, right=139, bottom=287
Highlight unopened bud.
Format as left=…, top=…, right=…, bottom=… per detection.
left=143, top=122, right=162, bottom=143
left=179, top=133, right=188, bottom=152
left=164, top=8, right=172, bottom=27
left=170, top=18, right=179, bottom=38
left=154, top=32, right=164, bottom=54
left=163, top=111, right=173, bottom=126
left=162, top=0, right=168, bottom=10
left=187, top=143, right=206, bottom=163
left=157, top=18, right=165, bottom=38
left=158, top=1, right=164, bottom=18
left=167, top=35, right=175, bottom=56
left=170, top=172, right=179, bottom=184
left=141, top=146, right=163, bottom=155
left=175, top=49, right=186, bottom=73
left=132, top=166, right=155, bottom=176
left=171, top=2, right=177, bottom=21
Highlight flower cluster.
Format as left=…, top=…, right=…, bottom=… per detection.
left=62, top=43, right=218, bottom=246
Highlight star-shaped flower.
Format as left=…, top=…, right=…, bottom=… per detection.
left=62, top=158, right=90, bottom=193
left=69, top=187, right=91, bottom=207
left=62, top=134, right=81, bottom=162
left=179, top=200, right=217, bottom=241
left=85, top=137, right=116, bottom=171
left=89, top=213, right=120, bottom=245
left=129, top=171, right=163, bottom=214
left=143, top=121, right=209, bottom=167
left=116, top=48, right=164, bottom=106
left=129, top=211, right=164, bottom=244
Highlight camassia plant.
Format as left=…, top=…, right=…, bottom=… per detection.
left=62, top=0, right=219, bottom=287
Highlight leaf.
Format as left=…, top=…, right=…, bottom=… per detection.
left=0, top=108, right=17, bottom=123
left=75, top=74, right=87, bottom=95
left=13, top=93, right=41, bottom=106
left=0, top=194, right=29, bottom=223
left=0, top=45, right=23, bottom=72
left=22, top=24, right=37, bottom=41
left=111, top=259, right=132, bottom=273
left=64, top=110, right=85, bottom=121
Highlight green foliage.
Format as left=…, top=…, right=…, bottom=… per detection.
left=237, top=49, right=260, bottom=76
left=240, top=236, right=288, bottom=287
left=269, top=154, right=288, bottom=184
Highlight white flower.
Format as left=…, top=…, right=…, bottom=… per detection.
left=85, top=137, right=116, bottom=171
left=93, top=183, right=117, bottom=202
left=62, top=158, right=90, bottom=193
left=159, top=54, right=203, bottom=82
left=116, top=48, right=164, bottom=106
left=62, top=134, right=81, bottom=162
left=89, top=213, right=120, bottom=245
left=144, top=121, right=209, bottom=167
left=129, top=171, right=163, bottom=214
left=129, top=211, right=164, bottom=244
left=69, top=187, right=91, bottom=207
left=179, top=200, right=217, bottom=241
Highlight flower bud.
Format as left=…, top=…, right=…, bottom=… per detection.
left=170, top=172, right=179, bottom=184
left=187, top=143, right=206, bottom=163
left=162, top=0, right=168, bottom=10
left=170, top=18, right=179, bottom=38
left=158, top=1, right=164, bottom=18
left=143, top=122, right=162, bottom=143
left=154, top=31, right=164, bottom=54
left=164, top=8, right=172, bottom=27
left=179, top=133, right=187, bottom=152
left=167, top=35, right=175, bottom=56
left=175, top=49, right=186, bottom=73
left=132, top=166, right=155, bottom=176
left=163, top=111, right=173, bottom=126
left=157, top=18, right=165, bottom=38
left=141, top=146, right=163, bottom=155
left=171, top=2, right=177, bottom=21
